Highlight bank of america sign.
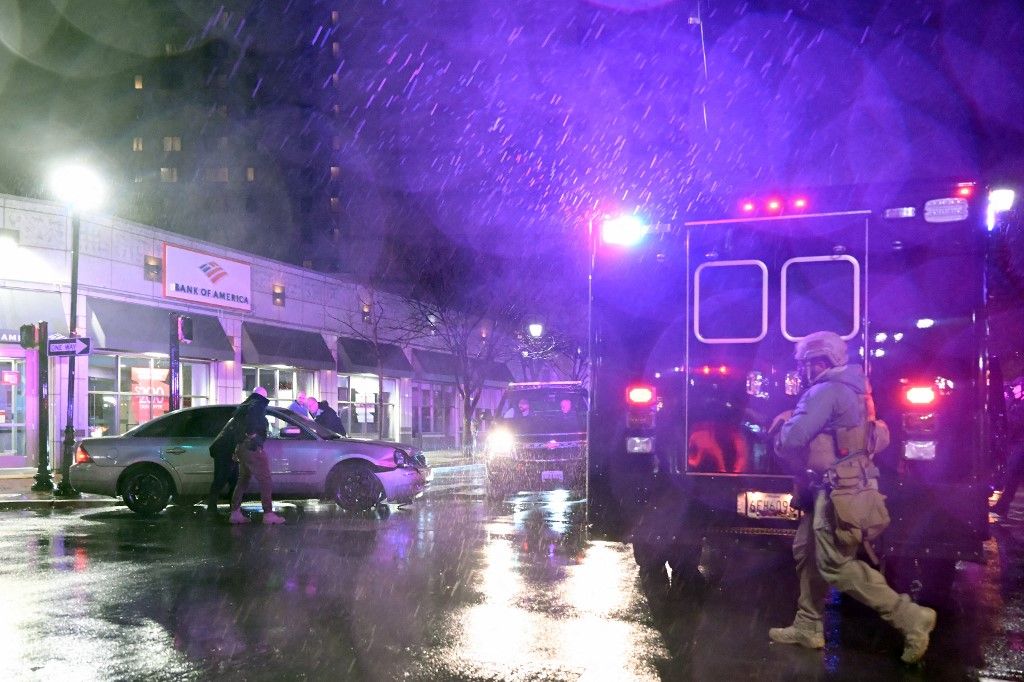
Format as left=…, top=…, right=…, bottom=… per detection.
left=163, top=243, right=252, bottom=311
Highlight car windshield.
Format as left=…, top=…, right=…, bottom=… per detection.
left=498, top=389, right=588, bottom=434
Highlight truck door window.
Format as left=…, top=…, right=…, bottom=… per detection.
left=781, top=255, right=860, bottom=341
left=694, top=260, right=768, bottom=344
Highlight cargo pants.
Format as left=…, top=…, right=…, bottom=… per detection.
left=229, top=436, right=274, bottom=514
left=792, top=489, right=918, bottom=635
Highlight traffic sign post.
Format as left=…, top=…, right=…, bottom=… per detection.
left=47, top=337, right=91, bottom=357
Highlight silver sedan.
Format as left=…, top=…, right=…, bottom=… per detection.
left=70, top=405, right=432, bottom=516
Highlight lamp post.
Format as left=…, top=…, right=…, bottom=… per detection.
left=50, top=164, right=104, bottom=498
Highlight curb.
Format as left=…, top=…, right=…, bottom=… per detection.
left=0, top=498, right=123, bottom=511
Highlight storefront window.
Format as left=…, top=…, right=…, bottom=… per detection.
left=337, top=374, right=397, bottom=440
left=0, top=358, right=26, bottom=458
left=410, top=381, right=453, bottom=436
left=243, top=366, right=318, bottom=408
left=88, top=354, right=210, bottom=436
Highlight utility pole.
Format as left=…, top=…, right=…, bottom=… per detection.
left=30, top=321, right=52, bottom=492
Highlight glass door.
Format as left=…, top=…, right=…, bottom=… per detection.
left=0, top=358, right=27, bottom=466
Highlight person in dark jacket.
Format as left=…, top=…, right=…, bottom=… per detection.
left=205, top=395, right=251, bottom=512
left=315, top=400, right=347, bottom=436
left=229, top=387, right=285, bottom=525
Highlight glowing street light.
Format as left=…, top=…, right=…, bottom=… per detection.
left=528, top=322, right=544, bottom=338
left=49, top=162, right=105, bottom=498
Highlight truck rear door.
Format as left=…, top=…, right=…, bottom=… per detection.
left=680, top=210, right=870, bottom=480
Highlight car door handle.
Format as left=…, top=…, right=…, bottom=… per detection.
left=164, top=447, right=186, bottom=455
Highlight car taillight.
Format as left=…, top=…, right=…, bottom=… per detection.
left=75, top=445, right=93, bottom=464
left=904, top=386, right=936, bottom=406
left=626, top=384, right=656, bottom=406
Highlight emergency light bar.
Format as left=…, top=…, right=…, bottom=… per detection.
left=737, top=195, right=810, bottom=216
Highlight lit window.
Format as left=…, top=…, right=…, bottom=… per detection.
left=246, top=167, right=256, bottom=182
left=331, top=10, right=340, bottom=23
left=163, top=136, right=181, bottom=152
left=206, top=167, right=229, bottom=183
left=332, top=73, right=340, bottom=86
left=134, top=75, right=144, bottom=89
left=132, top=137, right=144, bottom=152
left=332, top=42, right=341, bottom=57
left=159, top=167, right=178, bottom=183
left=330, top=166, right=340, bottom=179
left=329, top=197, right=340, bottom=211
left=332, top=104, right=341, bottom=115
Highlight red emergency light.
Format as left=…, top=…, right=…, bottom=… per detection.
left=740, top=200, right=756, bottom=213
left=904, top=385, right=937, bottom=406
left=955, top=182, right=975, bottom=198
left=766, top=198, right=783, bottom=212
left=792, top=197, right=809, bottom=210
left=697, top=365, right=729, bottom=376
left=626, top=384, right=656, bottom=407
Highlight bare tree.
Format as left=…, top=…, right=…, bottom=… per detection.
left=329, top=285, right=424, bottom=440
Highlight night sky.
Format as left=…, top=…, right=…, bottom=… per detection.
left=0, top=0, right=1021, bottom=276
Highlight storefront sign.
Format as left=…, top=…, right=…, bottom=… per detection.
left=1, top=370, right=18, bottom=385
left=131, top=367, right=169, bottom=423
left=163, top=243, right=252, bottom=311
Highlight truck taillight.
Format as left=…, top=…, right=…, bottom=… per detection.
left=75, top=445, right=93, bottom=464
left=626, top=384, right=656, bottom=406
left=904, top=386, right=936, bottom=406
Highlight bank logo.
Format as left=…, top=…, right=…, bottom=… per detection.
left=199, top=261, right=228, bottom=284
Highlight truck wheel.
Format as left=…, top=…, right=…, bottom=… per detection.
left=328, top=462, right=385, bottom=512
left=121, top=466, right=173, bottom=516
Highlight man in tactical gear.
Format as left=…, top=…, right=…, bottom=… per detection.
left=768, top=331, right=936, bottom=664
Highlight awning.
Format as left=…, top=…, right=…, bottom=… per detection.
left=241, top=322, right=334, bottom=370
left=87, top=298, right=234, bottom=360
left=411, top=349, right=513, bottom=385
left=337, top=337, right=413, bottom=376
left=481, top=360, right=514, bottom=384
left=0, top=289, right=69, bottom=344
left=412, top=349, right=459, bottom=382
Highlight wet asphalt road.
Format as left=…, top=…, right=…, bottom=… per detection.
left=1, top=464, right=1023, bottom=681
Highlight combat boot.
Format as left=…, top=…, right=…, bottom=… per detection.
left=899, top=604, right=936, bottom=664
left=768, top=624, right=825, bottom=649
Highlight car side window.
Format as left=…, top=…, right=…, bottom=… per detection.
left=266, top=413, right=313, bottom=440
left=133, top=411, right=194, bottom=438
left=189, top=408, right=235, bottom=438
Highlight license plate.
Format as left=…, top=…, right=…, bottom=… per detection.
left=541, top=470, right=564, bottom=482
left=737, top=491, right=799, bottom=521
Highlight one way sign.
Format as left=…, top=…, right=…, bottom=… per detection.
left=48, top=337, right=92, bottom=357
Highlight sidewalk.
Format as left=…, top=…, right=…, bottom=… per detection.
left=423, top=448, right=478, bottom=469
left=0, top=473, right=122, bottom=510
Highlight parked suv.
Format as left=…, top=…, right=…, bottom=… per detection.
left=484, top=381, right=588, bottom=494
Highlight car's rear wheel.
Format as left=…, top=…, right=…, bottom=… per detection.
left=328, top=462, right=385, bottom=512
left=121, top=466, right=173, bottom=516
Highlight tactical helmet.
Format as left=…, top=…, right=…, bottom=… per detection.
left=794, top=331, right=847, bottom=367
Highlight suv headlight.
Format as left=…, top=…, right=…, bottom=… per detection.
left=486, top=428, right=515, bottom=457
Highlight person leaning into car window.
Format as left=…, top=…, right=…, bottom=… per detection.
left=315, top=400, right=347, bottom=437
left=229, top=387, right=286, bottom=525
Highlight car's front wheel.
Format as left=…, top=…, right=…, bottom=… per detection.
left=327, top=462, right=385, bottom=512
left=121, top=466, right=173, bottom=516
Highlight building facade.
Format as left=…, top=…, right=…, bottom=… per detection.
left=0, top=193, right=512, bottom=473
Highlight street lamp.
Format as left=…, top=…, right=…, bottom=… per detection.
left=50, top=163, right=105, bottom=498
left=527, top=322, right=544, bottom=339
